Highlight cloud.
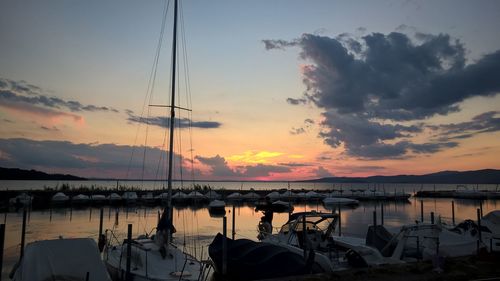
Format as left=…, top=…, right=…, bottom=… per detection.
left=0, top=138, right=187, bottom=179
left=267, top=32, right=500, bottom=158
left=40, top=126, right=59, bottom=132
left=127, top=114, right=221, bottom=129
left=277, top=162, right=312, bottom=167
left=290, top=118, right=315, bottom=135
left=226, top=150, right=283, bottom=164
left=0, top=78, right=119, bottom=122
left=262, top=39, right=299, bottom=50
left=286, top=97, right=307, bottom=105
left=195, top=154, right=291, bottom=179
left=313, top=166, right=333, bottom=178
left=429, top=111, right=500, bottom=140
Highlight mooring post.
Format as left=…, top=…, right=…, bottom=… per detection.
left=126, top=224, right=132, bottom=281
left=231, top=205, right=236, bottom=240
left=115, top=209, right=119, bottom=226
left=99, top=208, right=104, bottom=239
left=70, top=206, right=73, bottom=222
left=157, top=210, right=161, bottom=224
left=420, top=200, right=424, bottom=222
left=479, top=201, right=483, bottom=217
left=222, top=216, right=227, bottom=276
left=381, top=203, right=384, bottom=225
left=20, top=208, right=27, bottom=259
left=1, top=223, right=5, bottom=279
left=338, top=205, right=342, bottom=237
left=373, top=210, right=377, bottom=227
left=451, top=201, right=455, bottom=225
left=431, top=212, right=435, bottom=224
left=302, top=213, right=307, bottom=260
left=477, top=208, right=482, bottom=241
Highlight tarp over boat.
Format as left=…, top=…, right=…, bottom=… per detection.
left=12, top=238, right=111, bottom=281
left=209, top=233, right=324, bottom=281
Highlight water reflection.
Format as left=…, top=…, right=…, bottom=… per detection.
left=1, top=198, right=498, bottom=279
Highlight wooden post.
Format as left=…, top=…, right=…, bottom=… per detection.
left=431, top=212, right=435, bottom=224
left=420, top=200, right=424, bottom=222
left=480, top=202, right=483, bottom=217
left=0, top=223, right=5, bottom=279
left=302, top=214, right=307, bottom=259
left=99, top=208, right=104, bottom=239
left=20, top=208, right=27, bottom=259
left=222, top=216, right=227, bottom=276
left=381, top=203, right=384, bottom=225
left=338, top=205, right=342, bottom=237
left=373, top=210, right=377, bottom=226
left=232, top=205, right=236, bottom=240
left=477, top=208, right=482, bottom=241
left=115, top=209, right=119, bottom=226
left=126, top=224, right=132, bottom=281
left=451, top=201, right=455, bottom=225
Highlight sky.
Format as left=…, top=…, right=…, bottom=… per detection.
left=0, top=0, right=499, bottom=181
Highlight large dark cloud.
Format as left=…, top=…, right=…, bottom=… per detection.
left=265, top=32, right=500, bottom=159
left=127, top=114, right=221, bottom=129
left=0, top=78, right=119, bottom=113
left=0, top=138, right=187, bottom=179
left=195, top=155, right=291, bottom=179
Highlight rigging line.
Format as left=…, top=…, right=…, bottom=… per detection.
left=179, top=1, right=196, bottom=186
left=125, top=0, right=170, bottom=180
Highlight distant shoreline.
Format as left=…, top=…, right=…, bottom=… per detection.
left=1, top=167, right=500, bottom=184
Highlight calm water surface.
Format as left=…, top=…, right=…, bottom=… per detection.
left=1, top=197, right=499, bottom=279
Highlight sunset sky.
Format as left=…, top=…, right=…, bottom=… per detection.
left=1, top=0, right=499, bottom=180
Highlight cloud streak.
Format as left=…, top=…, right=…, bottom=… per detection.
left=127, top=114, right=221, bottom=129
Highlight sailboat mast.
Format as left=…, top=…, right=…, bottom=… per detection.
left=167, top=0, right=178, bottom=211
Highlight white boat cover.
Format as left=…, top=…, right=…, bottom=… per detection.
left=12, top=238, right=111, bottom=281
left=52, top=192, right=69, bottom=201
left=243, top=192, right=260, bottom=199
left=227, top=192, right=243, bottom=199
left=266, top=191, right=281, bottom=200
left=72, top=194, right=89, bottom=201
left=187, top=191, right=206, bottom=199
left=205, top=190, right=221, bottom=199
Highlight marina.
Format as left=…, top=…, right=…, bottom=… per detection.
left=1, top=190, right=499, bottom=280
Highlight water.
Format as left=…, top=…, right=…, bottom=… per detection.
left=1, top=180, right=498, bottom=192
left=1, top=197, right=498, bottom=279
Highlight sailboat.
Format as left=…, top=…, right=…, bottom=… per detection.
left=103, top=1, right=207, bottom=280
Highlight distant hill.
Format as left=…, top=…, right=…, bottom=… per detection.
left=0, top=167, right=87, bottom=180
left=304, top=169, right=500, bottom=184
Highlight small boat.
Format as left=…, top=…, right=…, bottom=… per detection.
left=323, top=197, right=359, bottom=207
left=209, top=199, right=226, bottom=216
left=242, top=191, right=260, bottom=201
left=209, top=233, right=331, bottom=281
left=71, top=194, right=90, bottom=206
left=90, top=194, right=107, bottom=204
left=205, top=190, right=221, bottom=200
left=141, top=192, right=156, bottom=205
left=11, top=238, right=112, bottom=281
left=172, top=191, right=188, bottom=203
left=108, top=192, right=122, bottom=205
left=305, top=191, right=325, bottom=200
left=51, top=192, right=69, bottom=206
left=122, top=191, right=138, bottom=205
left=9, top=193, right=33, bottom=208
left=226, top=192, right=244, bottom=201
left=186, top=191, right=207, bottom=201
left=271, top=200, right=294, bottom=213
left=265, top=191, right=281, bottom=201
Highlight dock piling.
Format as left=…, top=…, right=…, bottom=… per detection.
left=222, top=216, right=227, bottom=276
left=477, top=208, right=482, bottom=241
left=451, top=201, right=455, bottom=225
left=479, top=202, right=483, bottom=217
left=338, top=205, right=342, bottom=237
left=231, top=205, right=236, bottom=240
left=20, top=208, right=27, bottom=260
left=115, top=209, right=119, bottom=226
left=98, top=208, right=104, bottom=239
left=1, top=223, right=5, bottom=279
left=431, top=212, right=435, bottom=224
left=126, top=224, right=132, bottom=281
left=381, top=203, right=384, bottom=225
left=420, top=201, right=424, bottom=222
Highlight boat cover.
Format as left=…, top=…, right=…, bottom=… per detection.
left=209, top=233, right=321, bottom=280
left=12, top=238, right=111, bottom=281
